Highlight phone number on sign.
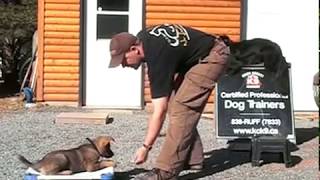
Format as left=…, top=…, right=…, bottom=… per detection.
left=231, top=118, right=281, bottom=126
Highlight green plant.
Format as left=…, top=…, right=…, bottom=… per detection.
left=0, top=0, right=36, bottom=84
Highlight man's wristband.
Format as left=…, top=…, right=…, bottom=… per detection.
left=143, top=144, right=152, bottom=151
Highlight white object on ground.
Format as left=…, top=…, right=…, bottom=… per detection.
left=25, top=167, right=114, bottom=179
left=25, top=103, right=37, bottom=108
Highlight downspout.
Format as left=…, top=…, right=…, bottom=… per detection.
left=240, top=0, right=248, bottom=40
left=79, top=0, right=87, bottom=106
left=36, top=0, right=45, bottom=101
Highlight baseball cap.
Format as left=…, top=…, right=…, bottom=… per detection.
left=109, top=32, right=138, bottom=68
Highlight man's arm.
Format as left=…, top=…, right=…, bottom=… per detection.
left=133, top=96, right=169, bottom=164
left=143, top=96, right=169, bottom=147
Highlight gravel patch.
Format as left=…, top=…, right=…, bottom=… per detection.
left=0, top=106, right=318, bottom=180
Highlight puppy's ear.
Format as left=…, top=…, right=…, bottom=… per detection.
left=107, top=136, right=115, bottom=143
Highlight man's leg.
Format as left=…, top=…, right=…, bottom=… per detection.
left=155, top=100, right=204, bottom=174
left=155, top=69, right=213, bottom=175
left=135, top=99, right=205, bottom=180
left=185, top=130, right=204, bottom=169
left=182, top=39, right=229, bottom=169
left=169, top=75, right=204, bottom=169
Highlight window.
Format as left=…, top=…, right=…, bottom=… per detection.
left=97, top=0, right=128, bottom=11
left=96, top=0, right=129, bottom=39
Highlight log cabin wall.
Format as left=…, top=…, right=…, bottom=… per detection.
left=37, top=0, right=80, bottom=104
left=144, top=0, right=241, bottom=113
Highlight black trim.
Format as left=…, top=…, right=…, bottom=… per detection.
left=141, top=0, right=146, bottom=109
left=240, top=0, right=248, bottom=40
left=142, top=0, right=146, bottom=28
left=79, top=0, right=87, bottom=106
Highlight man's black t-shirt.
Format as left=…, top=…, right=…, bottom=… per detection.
left=137, top=24, right=216, bottom=99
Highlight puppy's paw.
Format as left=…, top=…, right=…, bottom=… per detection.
left=57, top=170, right=73, bottom=175
left=100, top=160, right=116, bottom=168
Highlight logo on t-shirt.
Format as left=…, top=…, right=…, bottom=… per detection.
left=149, top=24, right=190, bottom=47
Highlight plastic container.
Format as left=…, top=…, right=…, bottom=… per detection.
left=22, top=87, right=33, bottom=103
left=24, top=174, right=38, bottom=180
left=101, top=173, right=114, bottom=180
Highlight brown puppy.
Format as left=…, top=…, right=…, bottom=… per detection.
left=18, top=136, right=115, bottom=175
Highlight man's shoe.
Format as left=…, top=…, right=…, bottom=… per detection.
left=135, top=168, right=178, bottom=180
left=184, top=163, right=203, bottom=171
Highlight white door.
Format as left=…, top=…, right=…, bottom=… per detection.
left=86, top=0, right=143, bottom=108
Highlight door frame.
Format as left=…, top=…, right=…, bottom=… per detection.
left=79, top=0, right=146, bottom=107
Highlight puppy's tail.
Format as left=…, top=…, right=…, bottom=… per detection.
left=17, top=155, right=33, bottom=167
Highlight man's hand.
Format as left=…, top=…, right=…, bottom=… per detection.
left=133, top=146, right=149, bottom=164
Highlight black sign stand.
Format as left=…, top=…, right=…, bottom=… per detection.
left=215, top=65, right=295, bottom=167
left=251, top=136, right=292, bottom=167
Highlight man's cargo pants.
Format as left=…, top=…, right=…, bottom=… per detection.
left=155, top=38, right=230, bottom=175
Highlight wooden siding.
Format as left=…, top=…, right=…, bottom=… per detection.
left=144, top=0, right=241, bottom=113
left=37, top=0, right=80, bottom=102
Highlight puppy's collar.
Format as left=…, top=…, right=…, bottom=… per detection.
left=86, top=137, right=103, bottom=157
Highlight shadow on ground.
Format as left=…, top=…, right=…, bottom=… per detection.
left=115, top=168, right=148, bottom=180
left=119, top=127, right=318, bottom=180
left=179, top=127, right=318, bottom=180
left=295, top=127, right=319, bottom=145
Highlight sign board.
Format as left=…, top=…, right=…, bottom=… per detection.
left=216, top=65, right=295, bottom=143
